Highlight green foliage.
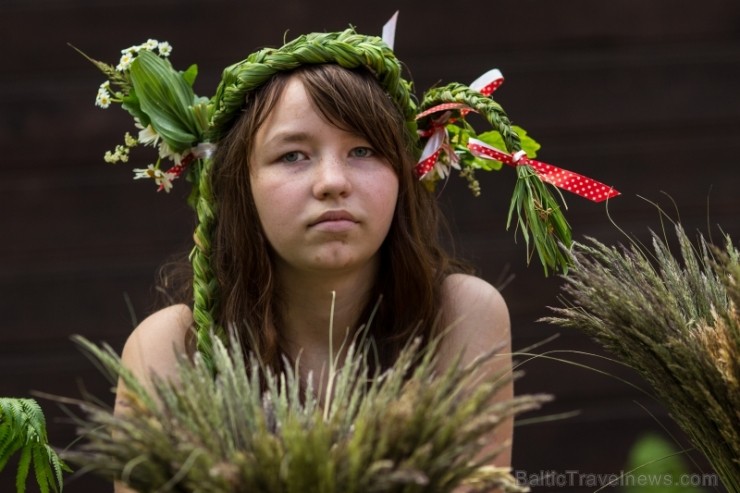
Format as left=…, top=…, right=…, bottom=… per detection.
left=66, top=333, right=549, bottom=492
left=476, top=126, right=541, bottom=162
left=624, top=434, right=705, bottom=493
left=420, top=85, right=572, bottom=275
left=546, top=224, right=740, bottom=492
left=0, top=398, right=69, bottom=493
left=128, top=50, right=207, bottom=152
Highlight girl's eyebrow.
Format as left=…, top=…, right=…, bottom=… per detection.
left=264, top=131, right=312, bottom=146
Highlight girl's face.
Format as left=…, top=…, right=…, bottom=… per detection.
left=249, top=76, right=399, bottom=277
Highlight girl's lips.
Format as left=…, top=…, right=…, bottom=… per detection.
left=309, top=210, right=357, bottom=226
left=308, top=210, right=358, bottom=232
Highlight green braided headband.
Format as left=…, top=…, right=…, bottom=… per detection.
left=209, top=29, right=417, bottom=142
left=82, top=24, right=618, bottom=360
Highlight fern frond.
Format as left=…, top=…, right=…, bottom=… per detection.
left=16, top=445, right=31, bottom=493
left=48, top=444, right=70, bottom=492
left=33, top=445, right=51, bottom=493
left=0, top=415, right=23, bottom=472
left=0, top=398, right=68, bottom=493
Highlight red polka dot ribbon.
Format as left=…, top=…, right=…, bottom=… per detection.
left=158, top=142, right=216, bottom=192
left=468, top=138, right=620, bottom=202
left=415, top=70, right=504, bottom=178
left=469, top=68, right=504, bottom=97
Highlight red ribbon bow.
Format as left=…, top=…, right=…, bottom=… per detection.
left=467, top=138, right=620, bottom=203
left=414, top=69, right=620, bottom=202
left=415, top=103, right=469, bottom=177
left=415, top=70, right=505, bottom=178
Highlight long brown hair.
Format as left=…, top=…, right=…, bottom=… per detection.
left=205, top=64, right=466, bottom=371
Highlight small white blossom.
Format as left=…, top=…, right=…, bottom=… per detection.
left=103, top=144, right=129, bottom=163
left=144, top=39, right=159, bottom=51
left=158, top=141, right=181, bottom=163
left=116, top=52, right=134, bottom=71
left=133, top=165, right=151, bottom=178
left=132, top=164, right=175, bottom=192
left=157, top=41, right=172, bottom=57
left=135, top=122, right=160, bottom=147
left=159, top=172, right=176, bottom=192
left=115, top=145, right=129, bottom=162
left=133, top=164, right=159, bottom=180
left=95, top=87, right=111, bottom=108
left=124, top=132, right=138, bottom=148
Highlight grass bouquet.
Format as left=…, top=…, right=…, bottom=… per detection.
left=65, top=331, right=548, bottom=492
left=545, top=224, right=740, bottom=492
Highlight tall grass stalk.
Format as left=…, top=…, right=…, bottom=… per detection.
left=545, top=225, right=739, bottom=492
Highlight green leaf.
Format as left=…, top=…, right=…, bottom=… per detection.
left=469, top=153, right=503, bottom=171
left=0, top=399, right=68, bottom=492
left=477, top=125, right=540, bottom=159
left=33, top=445, right=51, bottom=493
left=121, top=92, right=149, bottom=128
left=0, top=439, right=22, bottom=472
left=624, top=434, right=706, bottom=493
left=512, top=125, right=541, bottom=158
left=16, top=446, right=31, bottom=493
left=182, top=64, right=198, bottom=87
left=128, top=50, right=203, bottom=152
left=20, top=399, right=47, bottom=443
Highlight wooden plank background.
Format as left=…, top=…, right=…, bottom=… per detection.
left=2, top=0, right=738, bottom=491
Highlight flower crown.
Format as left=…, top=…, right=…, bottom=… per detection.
left=81, top=15, right=619, bottom=359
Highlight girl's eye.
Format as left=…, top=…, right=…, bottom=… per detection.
left=350, top=147, right=374, bottom=158
left=281, top=151, right=307, bottom=163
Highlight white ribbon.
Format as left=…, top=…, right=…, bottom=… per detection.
left=382, top=11, right=399, bottom=50
left=193, top=142, right=217, bottom=159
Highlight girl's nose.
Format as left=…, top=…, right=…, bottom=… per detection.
left=312, top=154, right=352, bottom=199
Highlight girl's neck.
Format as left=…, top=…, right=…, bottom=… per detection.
left=274, top=257, right=379, bottom=360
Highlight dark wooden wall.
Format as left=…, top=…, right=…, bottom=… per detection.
left=2, top=1, right=739, bottom=491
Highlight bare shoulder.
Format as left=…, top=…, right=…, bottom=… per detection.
left=437, top=273, right=511, bottom=366
left=440, top=273, right=509, bottom=334
left=120, top=304, right=194, bottom=386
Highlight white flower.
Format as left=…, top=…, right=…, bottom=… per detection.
left=158, top=141, right=181, bottom=163
left=132, top=165, right=175, bottom=192
left=103, top=145, right=129, bottom=163
left=115, top=145, right=129, bottom=162
left=158, top=172, right=176, bottom=192
left=144, top=39, right=159, bottom=51
left=428, top=146, right=460, bottom=181
left=133, top=164, right=158, bottom=179
left=95, top=87, right=111, bottom=108
left=157, top=41, right=172, bottom=57
left=116, top=52, right=134, bottom=72
left=124, top=132, right=138, bottom=148
left=135, top=122, right=160, bottom=147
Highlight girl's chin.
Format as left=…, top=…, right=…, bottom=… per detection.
left=279, top=249, right=379, bottom=276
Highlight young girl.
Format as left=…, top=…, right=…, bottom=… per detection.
left=91, top=22, right=606, bottom=492
left=116, top=63, right=512, bottom=493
